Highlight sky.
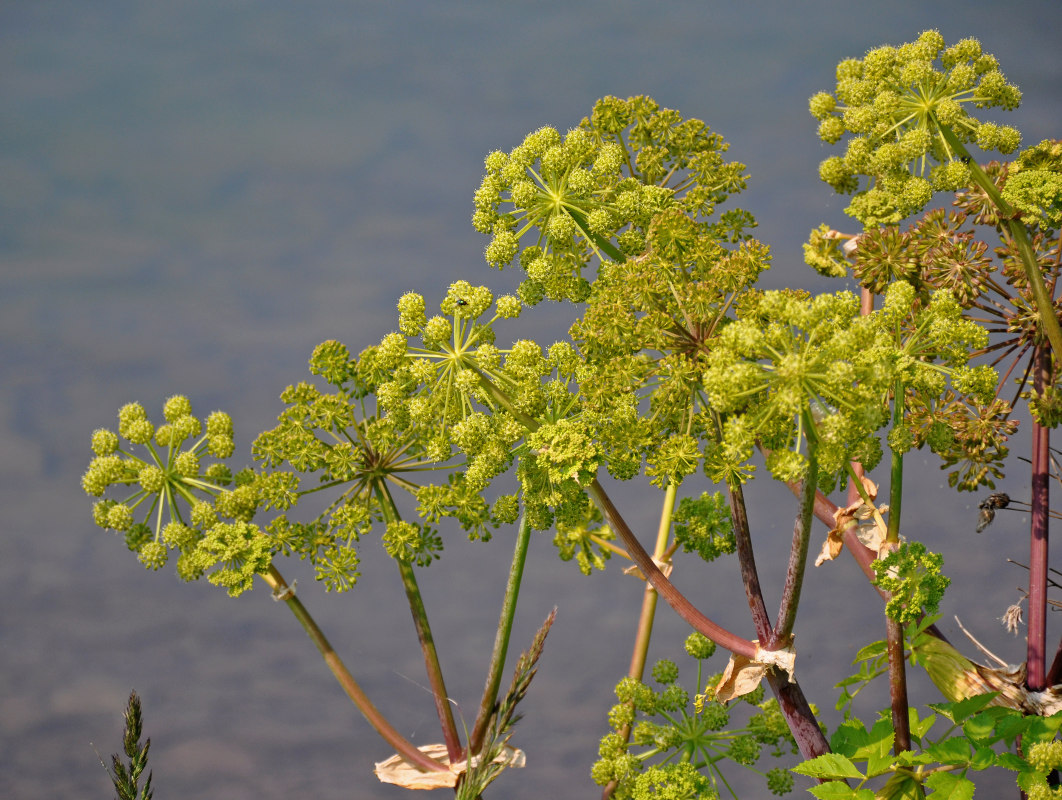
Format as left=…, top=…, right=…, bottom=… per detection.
left=2, top=2, right=1060, bottom=797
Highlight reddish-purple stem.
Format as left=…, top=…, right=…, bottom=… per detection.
left=1028, top=344, right=1051, bottom=691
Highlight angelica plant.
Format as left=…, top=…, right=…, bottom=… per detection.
left=592, top=633, right=798, bottom=799
left=80, top=31, right=1062, bottom=799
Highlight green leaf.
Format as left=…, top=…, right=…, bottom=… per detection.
left=924, top=771, right=975, bottom=800
left=831, top=719, right=869, bottom=757
left=793, top=753, right=865, bottom=780
left=876, top=772, right=925, bottom=800
left=928, top=693, right=997, bottom=724
left=808, top=783, right=873, bottom=800
left=924, top=736, right=972, bottom=764
left=995, top=752, right=1031, bottom=772
left=1023, top=713, right=1062, bottom=745
left=853, top=640, right=888, bottom=662
left=963, top=706, right=1012, bottom=745
left=969, top=745, right=997, bottom=771
left=908, top=708, right=937, bottom=741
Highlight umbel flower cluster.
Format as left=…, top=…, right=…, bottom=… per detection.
left=811, top=29, right=1022, bottom=226
left=81, top=31, right=1056, bottom=797
left=82, top=396, right=272, bottom=596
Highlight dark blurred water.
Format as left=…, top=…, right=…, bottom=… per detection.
left=3, top=2, right=1061, bottom=797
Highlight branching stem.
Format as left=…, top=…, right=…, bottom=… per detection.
left=260, top=566, right=448, bottom=774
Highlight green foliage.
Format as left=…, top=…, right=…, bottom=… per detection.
left=592, top=647, right=799, bottom=799
left=795, top=698, right=1062, bottom=799
left=872, top=542, right=950, bottom=624
left=81, top=33, right=1062, bottom=800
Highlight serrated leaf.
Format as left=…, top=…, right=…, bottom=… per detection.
left=831, top=719, right=869, bottom=757
left=924, top=736, right=972, bottom=764
left=963, top=707, right=1011, bottom=745
left=875, top=772, right=925, bottom=799
left=924, top=771, right=974, bottom=800
left=969, top=745, right=996, bottom=770
left=995, top=752, right=1031, bottom=772
left=928, top=693, right=997, bottom=724
left=854, top=640, right=888, bottom=662
left=1023, top=714, right=1062, bottom=745
left=793, top=753, right=865, bottom=780
left=908, top=708, right=936, bottom=741
left=809, top=782, right=873, bottom=800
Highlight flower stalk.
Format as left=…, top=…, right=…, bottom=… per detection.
left=261, top=566, right=448, bottom=774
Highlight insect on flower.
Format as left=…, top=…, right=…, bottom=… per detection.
left=976, top=492, right=1011, bottom=533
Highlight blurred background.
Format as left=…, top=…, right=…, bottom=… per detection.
left=3, top=1, right=1061, bottom=797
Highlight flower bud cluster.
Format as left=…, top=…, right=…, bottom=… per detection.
left=474, top=95, right=751, bottom=303
left=83, top=397, right=271, bottom=596
left=811, top=30, right=1022, bottom=226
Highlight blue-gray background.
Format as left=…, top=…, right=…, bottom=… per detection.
left=3, top=2, right=1059, bottom=797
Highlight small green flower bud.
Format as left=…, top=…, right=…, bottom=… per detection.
left=651, top=659, right=679, bottom=685
left=162, top=522, right=197, bottom=549
left=175, top=451, right=200, bottom=476
left=485, top=229, right=519, bottom=267
left=106, top=503, right=134, bottom=531
left=155, top=424, right=173, bottom=446
left=484, top=149, right=507, bottom=172
left=124, top=419, right=155, bottom=445
left=163, top=395, right=192, bottom=422
left=207, top=434, right=234, bottom=459
left=93, top=500, right=115, bottom=528
left=91, top=428, right=119, bottom=456
left=397, top=292, right=427, bottom=336
left=173, top=414, right=201, bottom=442
left=125, top=524, right=151, bottom=552
left=138, top=541, right=168, bottom=570
left=546, top=214, right=576, bottom=243
left=684, top=631, right=717, bottom=660
left=190, top=501, right=218, bottom=528
left=138, top=464, right=166, bottom=493
left=808, top=91, right=836, bottom=119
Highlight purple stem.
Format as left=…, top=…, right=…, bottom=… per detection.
left=1028, top=344, right=1051, bottom=691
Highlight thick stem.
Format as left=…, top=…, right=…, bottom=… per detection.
left=727, top=479, right=773, bottom=640
left=375, top=485, right=463, bottom=762
left=769, top=441, right=818, bottom=649
left=587, top=478, right=757, bottom=660
left=886, top=382, right=904, bottom=545
left=589, top=478, right=833, bottom=761
left=886, top=615, right=911, bottom=754
left=469, top=512, right=533, bottom=754
left=261, top=566, right=448, bottom=774
left=765, top=671, right=832, bottom=760
left=1028, top=344, right=1051, bottom=690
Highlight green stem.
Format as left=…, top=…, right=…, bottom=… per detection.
left=625, top=482, right=679, bottom=682
left=468, top=511, right=533, bottom=754
left=374, top=484, right=463, bottom=763
left=938, top=124, right=1062, bottom=363
left=261, top=566, right=448, bottom=774
left=601, top=483, right=679, bottom=800
left=475, top=373, right=756, bottom=657
left=887, top=382, right=904, bottom=544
